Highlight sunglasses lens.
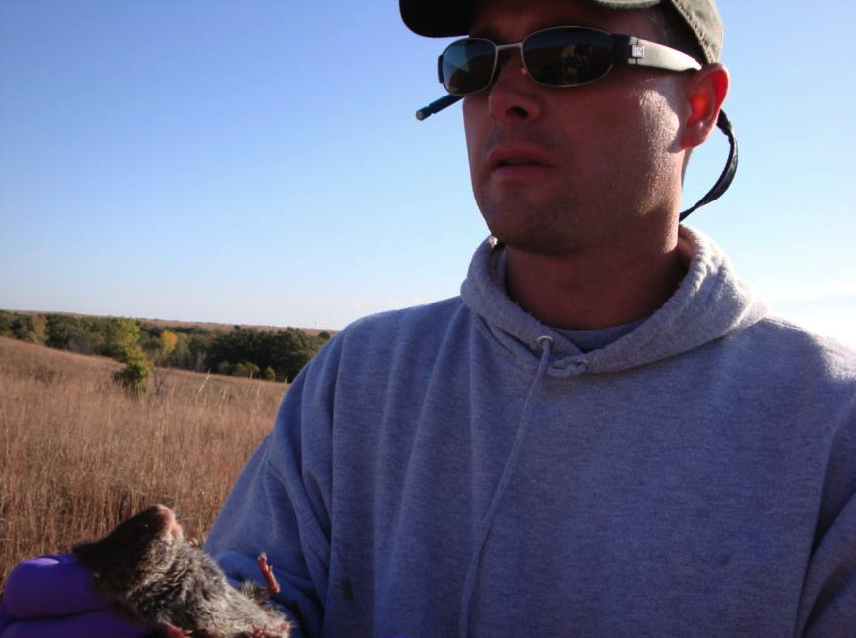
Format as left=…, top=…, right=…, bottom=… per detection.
left=523, top=27, right=614, bottom=86
left=441, top=39, right=496, bottom=95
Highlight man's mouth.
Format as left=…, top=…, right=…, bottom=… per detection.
left=488, top=155, right=552, bottom=181
left=497, top=159, right=538, bottom=167
left=487, top=148, right=552, bottom=174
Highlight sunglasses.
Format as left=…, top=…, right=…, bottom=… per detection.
left=439, top=26, right=701, bottom=96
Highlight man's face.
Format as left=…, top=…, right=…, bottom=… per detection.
left=463, top=0, right=689, bottom=255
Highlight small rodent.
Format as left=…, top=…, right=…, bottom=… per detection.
left=72, top=504, right=291, bottom=638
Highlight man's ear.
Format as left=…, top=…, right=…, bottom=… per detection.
left=681, top=63, right=729, bottom=150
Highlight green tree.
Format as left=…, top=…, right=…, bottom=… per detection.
left=112, top=345, right=152, bottom=394
left=11, top=317, right=28, bottom=340
left=44, top=314, right=104, bottom=354
left=46, top=314, right=75, bottom=349
left=104, top=318, right=154, bottom=394
left=25, top=314, right=48, bottom=345
left=105, top=318, right=141, bottom=360
left=7, top=313, right=48, bottom=345
left=0, top=311, right=14, bottom=338
left=263, top=366, right=277, bottom=382
left=231, top=362, right=260, bottom=378
left=188, top=333, right=212, bottom=371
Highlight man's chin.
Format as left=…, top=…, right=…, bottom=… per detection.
left=486, top=226, right=580, bottom=257
left=481, top=206, right=577, bottom=254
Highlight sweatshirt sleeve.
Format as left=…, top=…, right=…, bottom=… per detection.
left=795, top=399, right=856, bottom=637
left=204, top=337, right=340, bottom=638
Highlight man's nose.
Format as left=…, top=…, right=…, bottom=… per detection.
left=487, top=51, right=543, bottom=123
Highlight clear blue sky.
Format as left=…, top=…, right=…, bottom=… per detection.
left=1, top=1, right=855, bottom=346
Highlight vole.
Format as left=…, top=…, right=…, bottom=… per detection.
left=72, top=504, right=291, bottom=638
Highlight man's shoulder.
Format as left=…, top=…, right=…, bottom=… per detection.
left=299, top=296, right=470, bottom=390
left=739, top=315, right=856, bottom=383
left=338, top=296, right=466, bottom=342
left=309, top=296, right=469, bottom=369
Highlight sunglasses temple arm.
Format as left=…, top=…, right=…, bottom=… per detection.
left=679, top=109, right=739, bottom=221
left=415, top=94, right=463, bottom=121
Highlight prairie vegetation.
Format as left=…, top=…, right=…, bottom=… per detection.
left=0, top=309, right=330, bottom=384
left=0, top=336, right=286, bottom=584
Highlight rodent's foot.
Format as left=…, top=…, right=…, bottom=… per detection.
left=249, top=622, right=290, bottom=637
left=161, top=622, right=192, bottom=638
left=257, top=553, right=281, bottom=596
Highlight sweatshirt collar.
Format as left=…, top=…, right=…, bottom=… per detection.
left=460, top=226, right=769, bottom=377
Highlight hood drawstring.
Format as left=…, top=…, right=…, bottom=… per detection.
left=458, top=335, right=554, bottom=638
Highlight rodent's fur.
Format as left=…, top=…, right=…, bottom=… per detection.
left=72, top=504, right=290, bottom=638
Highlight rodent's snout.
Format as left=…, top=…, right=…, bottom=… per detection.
left=151, top=504, right=183, bottom=541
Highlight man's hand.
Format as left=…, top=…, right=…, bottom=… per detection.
left=0, top=554, right=151, bottom=638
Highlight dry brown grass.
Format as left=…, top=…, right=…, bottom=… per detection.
left=0, top=336, right=287, bottom=585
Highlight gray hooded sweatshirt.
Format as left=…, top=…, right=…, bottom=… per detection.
left=206, top=226, right=856, bottom=638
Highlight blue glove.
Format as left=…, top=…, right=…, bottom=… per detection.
left=0, top=555, right=151, bottom=638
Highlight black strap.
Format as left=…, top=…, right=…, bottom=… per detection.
left=679, top=109, right=738, bottom=221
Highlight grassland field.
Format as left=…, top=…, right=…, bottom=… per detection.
left=0, top=335, right=287, bottom=585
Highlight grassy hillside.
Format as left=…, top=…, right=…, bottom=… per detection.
left=0, top=336, right=287, bottom=584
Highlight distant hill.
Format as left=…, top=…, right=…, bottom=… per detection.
left=0, top=309, right=331, bottom=383
left=1, top=309, right=336, bottom=337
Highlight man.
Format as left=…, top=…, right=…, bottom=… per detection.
left=183, top=1, right=856, bottom=636
left=2, top=1, right=855, bottom=637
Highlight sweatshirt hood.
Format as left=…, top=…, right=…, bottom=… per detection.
left=460, top=226, right=769, bottom=377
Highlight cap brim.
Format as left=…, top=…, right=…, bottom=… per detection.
left=399, top=0, right=471, bottom=37
left=399, top=0, right=660, bottom=37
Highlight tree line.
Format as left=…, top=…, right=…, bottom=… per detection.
left=0, top=310, right=330, bottom=384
